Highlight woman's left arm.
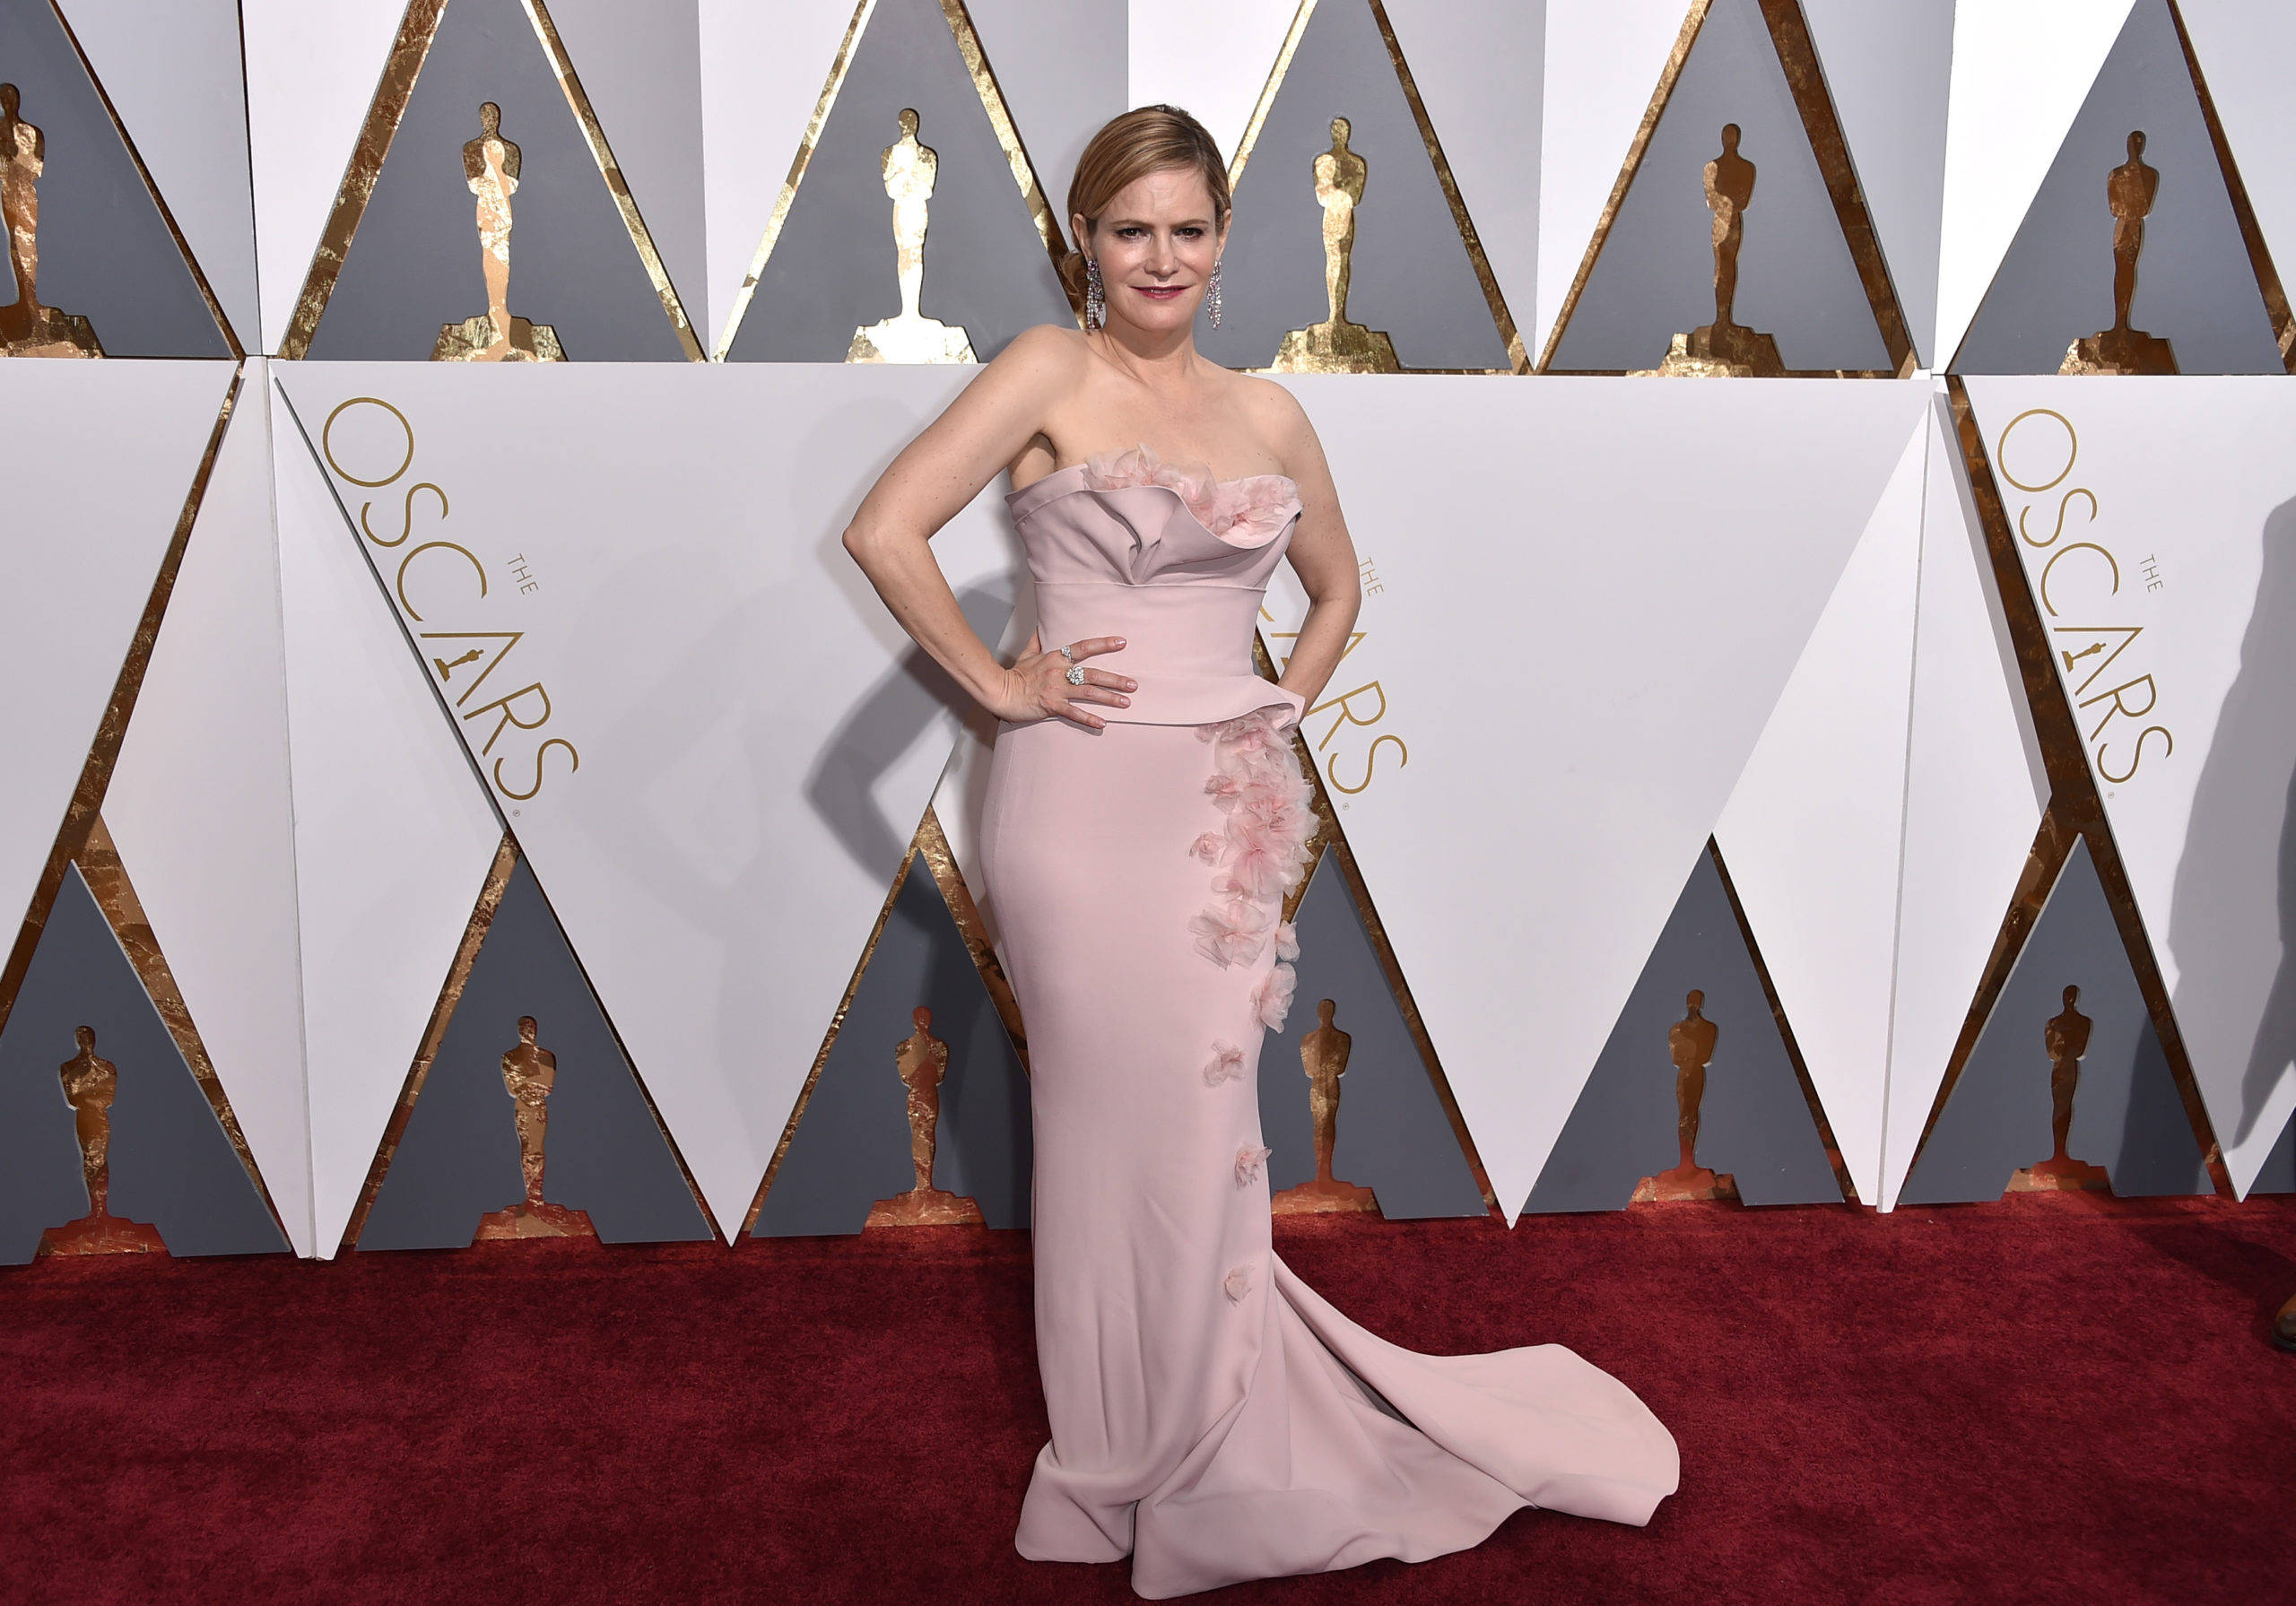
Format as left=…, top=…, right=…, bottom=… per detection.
left=1264, top=387, right=1361, bottom=710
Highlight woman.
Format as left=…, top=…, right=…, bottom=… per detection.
left=844, top=106, right=1676, bottom=1599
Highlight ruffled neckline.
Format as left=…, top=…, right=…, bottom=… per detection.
left=1010, top=444, right=1301, bottom=549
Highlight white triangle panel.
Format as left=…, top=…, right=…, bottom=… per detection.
left=0, top=361, right=234, bottom=948
left=1964, top=376, right=2296, bottom=1195
left=1714, top=407, right=1927, bottom=1206
left=58, top=0, right=260, bottom=347
left=1878, top=397, right=2048, bottom=1210
left=1381, top=0, right=1543, bottom=356
left=1799, top=0, right=1953, bottom=366
left=242, top=0, right=408, bottom=354
left=1533, top=0, right=1689, bottom=362
left=274, top=363, right=1015, bottom=1236
left=1126, top=0, right=1300, bottom=164
left=1262, top=375, right=1934, bottom=1220
left=1936, top=0, right=2135, bottom=369
left=104, top=362, right=314, bottom=1254
left=698, top=0, right=886, bottom=358
left=2179, top=0, right=2296, bottom=339
left=268, top=378, right=505, bottom=1254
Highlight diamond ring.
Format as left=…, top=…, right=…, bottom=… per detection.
left=1065, top=664, right=1086, bottom=686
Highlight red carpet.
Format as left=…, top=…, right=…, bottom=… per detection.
left=4, top=1194, right=2292, bottom=1603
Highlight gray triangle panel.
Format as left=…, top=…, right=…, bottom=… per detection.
left=1952, top=0, right=2281, bottom=375
left=357, top=857, right=712, bottom=1249
left=0, top=0, right=227, bottom=355
left=0, top=865, right=284, bottom=1262
left=724, top=0, right=1071, bottom=363
left=1201, top=0, right=1508, bottom=371
left=2252, top=1109, right=2295, bottom=1194
left=1546, top=0, right=1889, bottom=374
left=309, top=0, right=686, bottom=360
left=1256, top=851, right=1485, bottom=1218
left=1523, top=845, right=1841, bottom=1213
left=1901, top=837, right=2208, bottom=1203
left=753, top=855, right=1031, bottom=1236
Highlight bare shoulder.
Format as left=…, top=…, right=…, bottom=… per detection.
left=992, top=321, right=1091, bottom=379
left=1223, top=371, right=1320, bottom=472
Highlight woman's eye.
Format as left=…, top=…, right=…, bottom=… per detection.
left=1117, top=226, right=1145, bottom=239
left=1177, top=227, right=1204, bottom=239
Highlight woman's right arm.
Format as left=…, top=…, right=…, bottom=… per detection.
left=841, top=326, right=1136, bottom=729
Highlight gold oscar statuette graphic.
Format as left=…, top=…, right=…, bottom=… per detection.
left=2009, top=985, right=2113, bottom=1193
left=2060, top=131, right=2179, bottom=376
left=1633, top=990, right=1741, bottom=1203
left=848, top=109, right=976, bottom=365
left=474, top=1016, right=597, bottom=1238
left=433, top=102, right=565, bottom=362
left=0, top=84, right=102, bottom=359
left=865, top=1006, right=986, bottom=1227
left=1640, top=125, right=1784, bottom=378
left=38, top=1028, right=167, bottom=1256
left=1272, top=999, right=1382, bottom=1217
left=1272, top=117, right=1400, bottom=374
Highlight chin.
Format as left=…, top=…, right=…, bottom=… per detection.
left=1121, top=297, right=1199, bottom=334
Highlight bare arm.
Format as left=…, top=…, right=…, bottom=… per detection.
left=1258, top=386, right=1361, bottom=709
left=841, top=326, right=1136, bottom=728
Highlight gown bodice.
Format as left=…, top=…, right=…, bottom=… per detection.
left=1005, top=446, right=1305, bottom=726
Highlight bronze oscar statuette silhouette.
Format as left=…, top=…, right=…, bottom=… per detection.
left=2061, top=131, right=2178, bottom=375
left=38, top=1028, right=166, bottom=1255
left=0, top=84, right=101, bottom=359
left=1633, top=991, right=1740, bottom=1203
left=866, top=1007, right=987, bottom=1227
left=474, top=1016, right=596, bottom=1238
left=433, top=102, right=564, bottom=362
left=2009, top=985, right=2112, bottom=1193
left=1273, top=1000, right=1383, bottom=1216
left=848, top=109, right=975, bottom=365
left=1272, top=117, right=1400, bottom=374
left=1641, top=125, right=1784, bottom=378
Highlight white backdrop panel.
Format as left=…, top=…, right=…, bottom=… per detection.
left=1382, top=0, right=1544, bottom=355
left=1936, top=0, right=2135, bottom=369
left=105, top=363, right=314, bottom=1254
left=275, top=363, right=1016, bottom=1236
left=1259, top=375, right=1933, bottom=1219
left=2180, top=0, right=2296, bottom=326
left=698, top=0, right=891, bottom=358
left=1126, top=0, right=1299, bottom=161
left=1533, top=0, right=1687, bottom=361
left=1966, top=376, right=2296, bottom=1194
left=1879, top=397, right=2048, bottom=1210
left=241, top=0, right=408, bottom=354
left=0, top=361, right=232, bottom=946
left=268, top=380, right=506, bottom=1254
left=58, top=0, right=260, bottom=347
left=1715, top=407, right=1927, bottom=1206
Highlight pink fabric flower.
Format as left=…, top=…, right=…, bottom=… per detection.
left=1189, top=709, right=1315, bottom=976
left=1235, top=1144, right=1271, bottom=1186
left=1223, top=1264, right=1253, bottom=1304
left=1252, top=963, right=1297, bottom=1032
left=1274, top=922, right=1299, bottom=962
left=1190, top=899, right=1273, bottom=969
left=1081, top=444, right=1299, bottom=547
left=1203, top=1041, right=1244, bottom=1087
left=1189, top=832, right=1223, bottom=864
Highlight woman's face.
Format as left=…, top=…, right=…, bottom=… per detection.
left=1076, top=167, right=1227, bottom=338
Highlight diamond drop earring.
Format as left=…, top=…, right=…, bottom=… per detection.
left=1084, top=257, right=1105, bottom=330
left=1207, top=258, right=1223, bottom=328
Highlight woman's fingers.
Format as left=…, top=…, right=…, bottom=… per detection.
left=1065, top=635, right=1127, bottom=663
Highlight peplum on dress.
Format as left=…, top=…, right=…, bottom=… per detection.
left=979, top=447, right=1678, bottom=1599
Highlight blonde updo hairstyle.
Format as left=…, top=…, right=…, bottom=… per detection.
left=1058, top=105, right=1232, bottom=305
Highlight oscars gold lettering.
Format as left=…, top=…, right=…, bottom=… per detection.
left=319, top=395, right=581, bottom=800
left=0, top=83, right=103, bottom=359
left=1992, top=409, right=2174, bottom=784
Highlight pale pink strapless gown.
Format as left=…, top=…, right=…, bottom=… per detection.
left=981, top=448, right=1677, bottom=1599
